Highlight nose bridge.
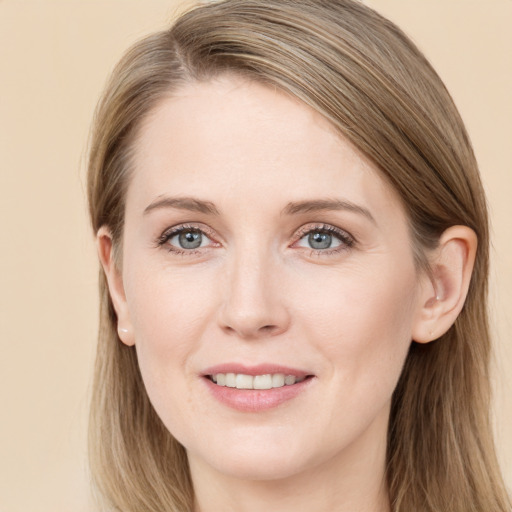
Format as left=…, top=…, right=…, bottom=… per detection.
left=218, top=239, right=289, bottom=338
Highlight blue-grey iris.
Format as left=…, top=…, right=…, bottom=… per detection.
left=309, top=232, right=332, bottom=249
left=179, top=230, right=202, bottom=249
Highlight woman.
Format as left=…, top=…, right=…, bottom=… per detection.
left=87, top=0, right=511, bottom=511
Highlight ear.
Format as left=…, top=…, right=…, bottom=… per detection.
left=97, top=226, right=135, bottom=346
left=412, top=225, right=477, bottom=344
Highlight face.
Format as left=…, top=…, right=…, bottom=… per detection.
left=109, top=76, right=429, bottom=482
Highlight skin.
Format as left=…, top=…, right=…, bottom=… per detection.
left=99, top=75, right=477, bottom=512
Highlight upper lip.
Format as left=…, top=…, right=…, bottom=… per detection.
left=202, top=363, right=311, bottom=378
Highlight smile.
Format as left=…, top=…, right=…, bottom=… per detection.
left=202, top=365, right=315, bottom=412
left=209, top=373, right=307, bottom=390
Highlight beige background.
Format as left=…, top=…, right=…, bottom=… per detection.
left=0, top=1, right=510, bottom=510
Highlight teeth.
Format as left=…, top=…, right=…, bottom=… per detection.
left=254, top=374, right=272, bottom=389
left=211, top=373, right=306, bottom=390
left=285, top=375, right=296, bottom=386
left=272, top=373, right=285, bottom=387
left=235, top=374, right=253, bottom=389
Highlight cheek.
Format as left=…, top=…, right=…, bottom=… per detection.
left=296, top=261, right=418, bottom=392
left=127, top=260, right=214, bottom=338
left=123, top=263, right=217, bottom=401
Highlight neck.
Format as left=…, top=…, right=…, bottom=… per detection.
left=190, top=409, right=391, bottom=512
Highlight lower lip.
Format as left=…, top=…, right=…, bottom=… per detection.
left=203, top=377, right=314, bottom=412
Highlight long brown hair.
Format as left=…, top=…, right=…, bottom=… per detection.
left=87, top=1, right=511, bottom=510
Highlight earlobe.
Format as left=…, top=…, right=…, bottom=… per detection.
left=97, top=227, right=135, bottom=346
left=412, top=225, right=477, bottom=344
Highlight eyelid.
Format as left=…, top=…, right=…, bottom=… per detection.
left=291, top=223, right=356, bottom=252
left=156, top=222, right=221, bottom=251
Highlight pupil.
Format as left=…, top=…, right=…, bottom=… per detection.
left=179, top=230, right=202, bottom=249
left=309, top=232, right=332, bottom=250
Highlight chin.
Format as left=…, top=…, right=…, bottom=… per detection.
left=186, top=427, right=327, bottom=482
left=205, top=451, right=311, bottom=482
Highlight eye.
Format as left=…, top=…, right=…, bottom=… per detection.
left=171, top=229, right=207, bottom=250
left=294, top=224, right=354, bottom=253
left=157, top=225, right=218, bottom=253
left=301, top=231, right=341, bottom=250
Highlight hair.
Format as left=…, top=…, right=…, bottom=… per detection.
left=87, top=1, right=511, bottom=510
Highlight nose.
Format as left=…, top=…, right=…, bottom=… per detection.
left=217, top=249, right=290, bottom=340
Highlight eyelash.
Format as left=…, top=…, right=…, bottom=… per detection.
left=156, top=223, right=219, bottom=255
left=293, top=223, right=355, bottom=256
left=155, top=223, right=355, bottom=256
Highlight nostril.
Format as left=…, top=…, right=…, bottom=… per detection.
left=220, top=322, right=284, bottom=339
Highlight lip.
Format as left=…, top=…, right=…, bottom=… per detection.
left=201, top=363, right=315, bottom=412
left=202, top=363, right=310, bottom=378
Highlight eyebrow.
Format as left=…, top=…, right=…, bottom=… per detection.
left=143, top=195, right=375, bottom=223
left=282, top=199, right=376, bottom=224
left=143, top=196, right=220, bottom=216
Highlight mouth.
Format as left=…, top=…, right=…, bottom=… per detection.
left=207, top=373, right=311, bottom=390
left=201, top=364, right=315, bottom=411
left=201, top=363, right=316, bottom=413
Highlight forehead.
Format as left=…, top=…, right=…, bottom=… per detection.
left=127, top=75, right=403, bottom=220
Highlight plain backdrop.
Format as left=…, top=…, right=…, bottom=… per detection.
left=0, top=1, right=510, bottom=510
